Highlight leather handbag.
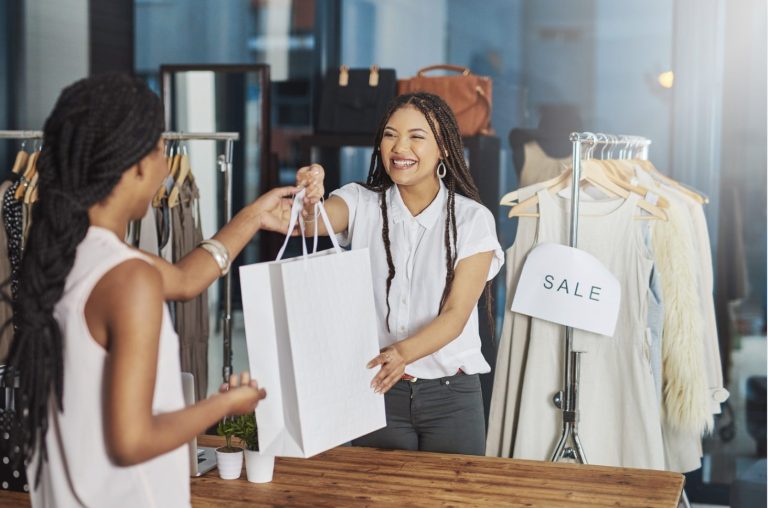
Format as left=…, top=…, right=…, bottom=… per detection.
left=317, top=65, right=396, bottom=134
left=397, top=64, right=493, bottom=136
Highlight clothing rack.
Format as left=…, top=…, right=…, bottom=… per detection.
left=161, top=132, right=240, bottom=385
left=0, top=129, right=241, bottom=385
left=0, top=130, right=44, bottom=139
left=551, top=132, right=652, bottom=464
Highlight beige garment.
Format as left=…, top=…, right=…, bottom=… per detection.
left=171, top=178, right=208, bottom=401
left=680, top=192, right=727, bottom=413
left=486, top=186, right=542, bottom=458
left=634, top=167, right=726, bottom=473
left=0, top=180, right=14, bottom=363
left=519, top=141, right=569, bottom=188
left=489, top=189, right=665, bottom=469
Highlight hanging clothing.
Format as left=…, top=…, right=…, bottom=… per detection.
left=0, top=179, right=14, bottom=364
left=171, top=178, right=209, bottom=401
left=518, top=141, right=570, bottom=188
left=2, top=180, right=23, bottom=302
left=488, top=189, right=665, bottom=470
left=29, top=226, right=189, bottom=507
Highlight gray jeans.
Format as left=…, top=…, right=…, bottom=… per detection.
left=352, top=372, right=485, bottom=455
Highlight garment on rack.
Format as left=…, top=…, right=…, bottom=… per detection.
left=518, top=141, right=570, bottom=188
left=0, top=179, right=15, bottom=364
left=2, top=180, right=23, bottom=302
left=488, top=189, right=666, bottom=470
left=171, top=178, right=208, bottom=401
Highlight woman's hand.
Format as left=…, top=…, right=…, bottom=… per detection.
left=296, top=164, right=325, bottom=220
left=218, top=372, right=267, bottom=415
left=251, top=185, right=301, bottom=234
left=367, top=346, right=406, bottom=394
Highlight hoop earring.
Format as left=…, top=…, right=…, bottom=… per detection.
left=437, top=160, right=447, bottom=179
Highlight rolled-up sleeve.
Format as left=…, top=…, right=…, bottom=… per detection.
left=329, top=183, right=362, bottom=247
left=457, top=206, right=504, bottom=281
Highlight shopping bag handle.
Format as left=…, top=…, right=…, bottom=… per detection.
left=276, top=189, right=342, bottom=261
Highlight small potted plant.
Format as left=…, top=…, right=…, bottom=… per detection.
left=215, top=416, right=243, bottom=480
left=233, top=412, right=274, bottom=483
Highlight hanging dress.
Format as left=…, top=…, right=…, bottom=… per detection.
left=489, top=189, right=665, bottom=469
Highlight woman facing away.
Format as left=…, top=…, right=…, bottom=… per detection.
left=3, top=73, right=301, bottom=507
left=294, top=92, right=504, bottom=455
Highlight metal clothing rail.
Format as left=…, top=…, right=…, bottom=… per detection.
left=0, top=130, right=43, bottom=139
left=550, top=132, right=652, bottom=465
left=162, top=132, right=239, bottom=384
left=1, top=129, right=241, bottom=384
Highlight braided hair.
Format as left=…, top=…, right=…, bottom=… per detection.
left=360, top=92, right=494, bottom=334
left=3, top=73, right=164, bottom=477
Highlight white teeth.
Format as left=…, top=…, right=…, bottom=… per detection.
left=392, top=159, right=415, bottom=168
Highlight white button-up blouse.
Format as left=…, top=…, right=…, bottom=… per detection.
left=331, top=180, right=503, bottom=379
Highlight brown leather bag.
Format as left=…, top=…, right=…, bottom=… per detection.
left=397, top=65, right=493, bottom=136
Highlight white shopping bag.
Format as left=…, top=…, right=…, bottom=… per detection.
left=240, top=190, right=386, bottom=458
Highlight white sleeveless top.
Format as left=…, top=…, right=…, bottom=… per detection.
left=29, top=226, right=190, bottom=507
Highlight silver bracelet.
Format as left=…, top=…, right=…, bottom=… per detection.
left=198, top=239, right=231, bottom=276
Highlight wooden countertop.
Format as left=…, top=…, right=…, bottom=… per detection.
left=192, top=436, right=683, bottom=507
left=0, top=435, right=684, bottom=507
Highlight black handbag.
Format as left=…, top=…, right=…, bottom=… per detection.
left=317, top=65, right=396, bottom=134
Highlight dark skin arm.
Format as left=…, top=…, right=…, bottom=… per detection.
left=148, top=185, right=299, bottom=302
left=86, top=259, right=266, bottom=466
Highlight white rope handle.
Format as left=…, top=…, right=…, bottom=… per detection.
left=276, top=190, right=343, bottom=261
left=276, top=189, right=307, bottom=261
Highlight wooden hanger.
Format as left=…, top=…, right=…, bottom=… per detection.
left=632, top=159, right=708, bottom=204
left=507, top=159, right=667, bottom=220
left=598, top=160, right=670, bottom=209
left=500, top=169, right=571, bottom=209
left=167, top=153, right=192, bottom=208
left=152, top=153, right=180, bottom=207
left=11, top=150, right=29, bottom=174
left=23, top=172, right=39, bottom=205
left=15, top=151, right=40, bottom=201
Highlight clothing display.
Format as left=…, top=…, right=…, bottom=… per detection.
left=0, top=179, right=15, bottom=363
left=518, top=141, right=570, bottom=188
left=29, top=226, right=188, bottom=507
left=487, top=150, right=726, bottom=474
left=170, top=177, right=208, bottom=402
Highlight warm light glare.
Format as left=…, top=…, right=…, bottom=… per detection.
left=658, top=71, right=674, bottom=89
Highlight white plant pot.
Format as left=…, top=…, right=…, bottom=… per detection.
left=215, top=446, right=243, bottom=480
left=244, top=449, right=275, bottom=483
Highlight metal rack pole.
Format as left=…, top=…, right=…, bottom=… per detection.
left=551, top=133, right=589, bottom=463
left=550, top=132, right=652, bottom=464
left=0, top=131, right=43, bottom=139
left=221, top=138, right=234, bottom=383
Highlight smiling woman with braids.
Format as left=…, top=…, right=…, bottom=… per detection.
left=4, top=74, right=299, bottom=506
left=294, top=92, right=503, bottom=455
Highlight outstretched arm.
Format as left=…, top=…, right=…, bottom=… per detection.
left=148, top=185, right=299, bottom=301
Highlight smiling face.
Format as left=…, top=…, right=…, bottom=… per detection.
left=379, top=105, right=443, bottom=192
